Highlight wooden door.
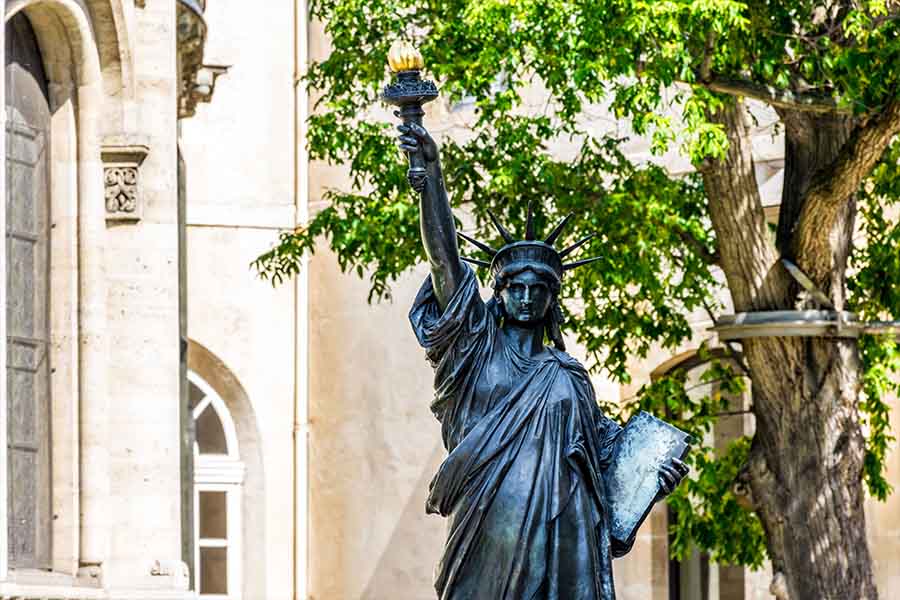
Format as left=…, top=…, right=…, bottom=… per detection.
left=5, top=11, right=51, bottom=569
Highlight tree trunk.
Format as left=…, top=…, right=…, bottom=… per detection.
left=700, top=102, right=878, bottom=600
left=744, top=332, right=875, bottom=600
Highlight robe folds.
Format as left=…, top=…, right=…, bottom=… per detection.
left=410, top=265, right=627, bottom=600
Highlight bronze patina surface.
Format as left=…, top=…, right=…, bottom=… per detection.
left=387, top=44, right=689, bottom=600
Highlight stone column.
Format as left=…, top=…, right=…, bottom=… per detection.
left=76, top=78, right=110, bottom=579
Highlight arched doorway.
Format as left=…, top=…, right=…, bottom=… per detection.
left=650, top=349, right=769, bottom=600
left=189, top=370, right=245, bottom=598
left=5, top=10, right=52, bottom=571
left=4, top=0, right=115, bottom=578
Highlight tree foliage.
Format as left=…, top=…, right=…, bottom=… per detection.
left=253, top=0, right=900, bottom=571
left=850, top=138, right=900, bottom=500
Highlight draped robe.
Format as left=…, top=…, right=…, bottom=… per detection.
left=410, top=265, right=629, bottom=600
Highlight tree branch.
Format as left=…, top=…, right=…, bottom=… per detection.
left=794, top=99, right=900, bottom=284
left=700, top=76, right=852, bottom=115
left=804, top=99, right=900, bottom=208
left=698, top=31, right=718, bottom=82
left=698, top=101, right=786, bottom=311
left=676, top=228, right=720, bottom=265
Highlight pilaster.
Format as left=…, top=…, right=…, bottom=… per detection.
left=76, top=78, right=110, bottom=582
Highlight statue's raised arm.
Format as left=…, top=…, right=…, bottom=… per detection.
left=396, top=122, right=463, bottom=310
left=383, top=41, right=462, bottom=310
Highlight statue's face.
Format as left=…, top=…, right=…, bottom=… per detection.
left=499, top=269, right=553, bottom=325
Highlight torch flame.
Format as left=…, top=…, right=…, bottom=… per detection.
left=387, top=41, right=424, bottom=73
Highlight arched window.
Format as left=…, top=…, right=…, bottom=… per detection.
left=654, top=351, right=771, bottom=600
left=5, top=11, right=52, bottom=570
left=189, top=371, right=244, bottom=598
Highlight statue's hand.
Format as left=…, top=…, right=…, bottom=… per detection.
left=408, top=170, right=427, bottom=193
left=396, top=119, right=439, bottom=164
left=656, top=457, right=689, bottom=499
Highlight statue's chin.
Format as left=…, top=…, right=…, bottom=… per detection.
left=505, top=313, right=545, bottom=327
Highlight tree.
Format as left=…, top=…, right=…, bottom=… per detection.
left=254, top=2, right=900, bottom=598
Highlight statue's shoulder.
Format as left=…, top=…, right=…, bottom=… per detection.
left=545, top=346, right=589, bottom=375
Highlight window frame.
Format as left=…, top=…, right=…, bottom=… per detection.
left=193, top=482, right=242, bottom=599
left=190, top=373, right=240, bottom=460
left=189, top=371, right=244, bottom=599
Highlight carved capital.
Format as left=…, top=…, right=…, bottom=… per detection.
left=102, top=142, right=149, bottom=222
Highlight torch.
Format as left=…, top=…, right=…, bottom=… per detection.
left=382, top=41, right=439, bottom=186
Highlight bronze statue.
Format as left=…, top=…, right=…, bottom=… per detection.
left=387, top=42, right=689, bottom=600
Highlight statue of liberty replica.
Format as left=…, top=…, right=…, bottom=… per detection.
left=385, top=42, right=690, bottom=600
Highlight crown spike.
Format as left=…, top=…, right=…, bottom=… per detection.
left=486, top=210, right=515, bottom=244
left=461, top=256, right=492, bottom=269
left=544, top=214, right=574, bottom=246
left=563, top=256, right=603, bottom=271
left=524, top=201, right=536, bottom=241
left=457, top=232, right=497, bottom=257
left=558, top=233, right=596, bottom=258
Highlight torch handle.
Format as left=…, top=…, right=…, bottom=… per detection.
left=398, top=103, right=427, bottom=180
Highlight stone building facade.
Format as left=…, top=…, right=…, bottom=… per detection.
left=0, top=0, right=299, bottom=598
left=1, top=0, right=189, bottom=598
left=1, top=1, right=898, bottom=600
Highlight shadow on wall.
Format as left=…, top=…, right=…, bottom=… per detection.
left=361, top=440, right=447, bottom=600
left=188, top=339, right=266, bottom=600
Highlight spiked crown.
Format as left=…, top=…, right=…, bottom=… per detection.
left=457, top=203, right=601, bottom=281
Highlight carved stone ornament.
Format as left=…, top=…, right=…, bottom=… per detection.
left=141, top=559, right=191, bottom=591
left=102, top=142, right=149, bottom=222
left=105, top=167, right=138, bottom=213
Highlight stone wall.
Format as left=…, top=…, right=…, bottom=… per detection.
left=179, top=0, right=300, bottom=597
left=104, top=0, right=182, bottom=590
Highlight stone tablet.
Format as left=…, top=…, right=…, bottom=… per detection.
left=605, top=411, right=692, bottom=547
